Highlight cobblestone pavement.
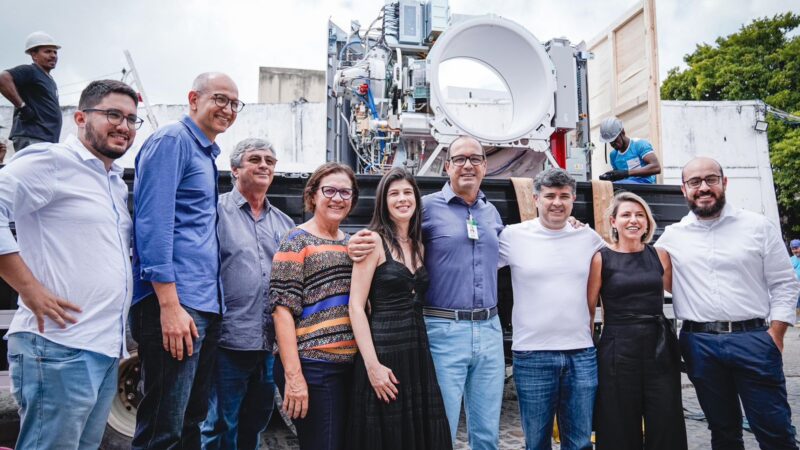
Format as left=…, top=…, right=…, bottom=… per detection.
left=261, top=334, right=800, bottom=449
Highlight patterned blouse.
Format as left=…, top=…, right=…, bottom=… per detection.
left=269, top=227, right=356, bottom=363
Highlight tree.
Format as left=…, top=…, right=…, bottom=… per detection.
left=661, top=12, right=800, bottom=234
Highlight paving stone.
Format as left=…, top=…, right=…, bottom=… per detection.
left=260, top=335, right=800, bottom=449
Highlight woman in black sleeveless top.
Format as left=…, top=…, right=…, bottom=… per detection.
left=588, top=191, right=687, bottom=450
left=346, top=168, right=452, bottom=450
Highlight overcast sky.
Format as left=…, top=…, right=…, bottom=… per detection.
left=0, top=0, right=795, bottom=106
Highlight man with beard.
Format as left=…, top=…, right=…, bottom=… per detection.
left=0, top=80, right=140, bottom=448
left=656, top=157, right=800, bottom=450
left=0, top=31, right=63, bottom=150
left=131, top=72, right=241, bottom=448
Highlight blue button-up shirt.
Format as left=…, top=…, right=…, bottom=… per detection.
left=422, top=182, right=503, bottom=310
left=132, top=115, right=222, bottom=314
left=217, top=186, right=294, bottom=350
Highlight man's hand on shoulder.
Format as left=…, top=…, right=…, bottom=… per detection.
left=567, top=216, right=585, bottom=229
left=348, top=229, right=378, bottom=263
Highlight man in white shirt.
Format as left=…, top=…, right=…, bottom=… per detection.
left=498, top=168, right=605, bottom=450
left=656, top=157, right=800, bottom=450
left=0, top=80, right=141, bottom=449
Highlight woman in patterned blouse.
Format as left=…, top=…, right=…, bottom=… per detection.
left=270, top=162, right=359, bottom=450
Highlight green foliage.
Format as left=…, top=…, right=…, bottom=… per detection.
left=661, top=12, right=800, bottom=234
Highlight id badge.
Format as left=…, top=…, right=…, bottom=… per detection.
left=466, top=215, right=479, bottom=240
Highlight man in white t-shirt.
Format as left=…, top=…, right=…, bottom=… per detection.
left=498, top=168, right=605, bottom=450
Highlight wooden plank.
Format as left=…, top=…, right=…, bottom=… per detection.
left=510, top=177, right=538, bottom=222
left=587, top=0, right=662, bottom=182
left=591, top=179, right=615, bottom=243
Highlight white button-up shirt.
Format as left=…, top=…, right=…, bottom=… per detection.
left=0, top=135, right=132, bottom=357
left=655, top=203, right=799, bottom=325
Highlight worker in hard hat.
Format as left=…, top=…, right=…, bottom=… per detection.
left=597, top=117, right=661, bottom=184
left=0, top=31, right=62, bottom=152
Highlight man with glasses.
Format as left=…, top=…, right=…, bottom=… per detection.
left=0, top=80, right=139, bottom=448
left=350, top=135, right=505, bottom=449
left=200, top=138, right=294, bottom=449
left=0, top=31, right=63, bottom=151
left=131, top=72, right=241, bottom=449
left=656, top=156, right=800, bottom=449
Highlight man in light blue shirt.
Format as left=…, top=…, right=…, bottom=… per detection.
left=131, top=72, right=241, bottom=449
left=200, top=138, right=294, bottom=450
left=598, top=116, right=661, bottom=184
left=0, top=80, right=140, bottom=449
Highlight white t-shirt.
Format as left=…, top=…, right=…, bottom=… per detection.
left=498, top=219, right=606, bottom=351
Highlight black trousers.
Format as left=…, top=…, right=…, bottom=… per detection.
left=680, top=328, right=798, bottom=450
left=595, top=323, right=687, bottom=450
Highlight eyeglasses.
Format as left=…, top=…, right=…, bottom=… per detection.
left=448, top=155, right=486, bottom=166
left=319, top=186, right=354, bottom=200
left=203, top=92, right=245, bottom=112
left=683, top=175, right=722, bottom=189
left=245, top=154, right=277, bottom=166
left=82, top=108, right=144, bottom=130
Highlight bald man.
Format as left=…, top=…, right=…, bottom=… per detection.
left=656, top=157, right=800, bottom=450
left=130, top=72, right=242, bottom=449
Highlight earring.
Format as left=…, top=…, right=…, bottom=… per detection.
left=611, top=227, right=619, bottom=240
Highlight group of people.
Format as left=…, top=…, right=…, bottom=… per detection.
left=0, top=33, right=798, bottom=450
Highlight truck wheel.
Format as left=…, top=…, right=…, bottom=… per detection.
left=101, top=353, right=141, bottom=448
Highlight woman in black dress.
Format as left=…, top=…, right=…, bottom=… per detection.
left=588, top=191, right=687, bottom=450
left=346, top=168, right=452, bottom=450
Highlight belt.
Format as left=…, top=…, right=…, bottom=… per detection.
left=603, top=313, right=679, bottom=369
left=682, top=318, right=766, bottom=334
left=423, top=306, right=498, bottom=321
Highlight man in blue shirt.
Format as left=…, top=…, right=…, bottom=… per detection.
left=0, top=32, right=62, bottom=150
left=598, top=116, right=661, bottom=184
left=131, top=72, right=241, bottom=449
left=350, top=135, right=505, bottom=449
left=200, top=138, right=294, bottom=450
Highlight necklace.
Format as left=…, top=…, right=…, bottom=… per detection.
left=396, top=235, right=410, bottom=243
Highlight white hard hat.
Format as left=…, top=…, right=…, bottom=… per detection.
left=25, top=31, right=60, bottom=54
left=599, top=117, right=624, bottom=143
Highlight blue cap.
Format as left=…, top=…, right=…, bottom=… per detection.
left=791, top=239, right=800, bottom=249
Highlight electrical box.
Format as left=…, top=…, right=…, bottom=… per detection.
left=399, top=0, right=424, bottom=44
left=546, top=38, right=579, bottom=129
left=425, top=0, right=448, bottom=42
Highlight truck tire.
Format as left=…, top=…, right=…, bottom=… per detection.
left=100, top=353, right=141, bottom=448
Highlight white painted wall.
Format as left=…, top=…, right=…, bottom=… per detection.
left=0, top=102, right=327, bottom=172
left=660, top=100, right=779, bottom=226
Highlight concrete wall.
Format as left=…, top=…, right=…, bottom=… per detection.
left=258, top=67, right=326, bottom=104
left=0, top=102, right=327, bottom=172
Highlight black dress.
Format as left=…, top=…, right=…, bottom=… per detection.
left=594, top=245, right=688, bottom=450
left=346, top=241, right=452, bottom=450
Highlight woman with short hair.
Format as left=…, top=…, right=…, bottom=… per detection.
left=270, top=162, right=359, bottom=450
left=589, top=191, right=687, bottom=450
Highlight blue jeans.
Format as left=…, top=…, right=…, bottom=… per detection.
left=129, top=296, right=221, bottom=449
left=7, top=332, right=118, bottom=450
left=424, top=315, right=505, bottom=450
left=680, top=329, right=798, bottom=450
left=513, top=348, right=597, bottom=450
left=274, top=357, right=352, bottom=450
left=200, top=349, right=275, bottom=450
